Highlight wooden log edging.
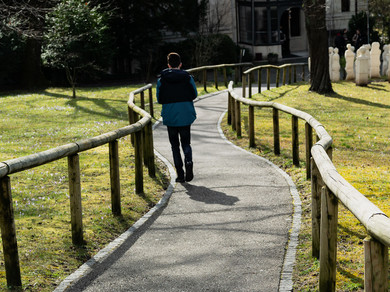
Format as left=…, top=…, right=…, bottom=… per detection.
left=227, top=81, right=390, bottom=290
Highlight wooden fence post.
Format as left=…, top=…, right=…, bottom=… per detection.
left=273, top=108, right=280, bottom=155
left=248, top=72, right=252, bottom=98
left=142, top=125, right=147, bottom=166
left=214, top=68, right=218, bottom=90
left=134, top=130, right=144, bottom=194
left=364, top=236, right=388, bottom=292
left=227, top=91, right=232, bottom=125
left=145, top=121, right=156, bottom=178
left=234, top=67, right=239, bottom=85
left=140, top=91, right=145, bottom=109
left=148, top=87, right=154, bottom=118
left=288, top=66, right=292, bottom=84
left=223, top=67, right=228, bottom=88
left=305, top=123, right=313, bottom=180
left=109, top=140, right=121, bottom=216
left=258, top=69, right=262, bottom=94
left=231, top=94, right=236, bottom=131
left=319, top=186, right=338, bottom=292
left=283, top=67, right=287, bottom=85
left=242, top=74, right=246, bottom=98
left=276, top=68, right=280, bottom=87
left=267, top=67, right=271, bottom=90
left=68, top=154, right=84, bottom=245
left=249, top=105, right=255, bottom=147
left=311, top=157, right=322, bottom=259
left=0, top=176, right=22, bottom=288
left=292, top=116, right=299, bottom=166
left=203, top=69, right=207, bottom=92
left=128, top=106, right=135, bottom=145
left=235, top=99, right=241, bottom=138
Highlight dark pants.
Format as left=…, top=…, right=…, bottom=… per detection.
left=167, top=125, right=192, bottom=177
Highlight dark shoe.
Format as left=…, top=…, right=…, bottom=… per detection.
left=185, top=161, right=193, bottom=182
left=175, top=176, right=185, bottom=183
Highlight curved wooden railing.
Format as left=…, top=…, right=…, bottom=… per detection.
left=0, top=84, right=155, bottom=288
left=187, top=62, right=253, bottom=91
left=227, top=80, right=389, bottom=291
left=241, top=63, right=308, bottom=98
left=0, top=61, right=255, bottom=288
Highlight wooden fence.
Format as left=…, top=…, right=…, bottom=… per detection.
left=0, top=84, right=155, bottom=288
left=187, top=62, right=252, bottom=92
left=228, top=80, right=390, bottom=291
left=0, top=61, right=253, bottom=289
left=241, top=63, right=308, bottom=98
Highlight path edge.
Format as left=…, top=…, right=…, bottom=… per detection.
left=217, top=110, right=302, bottom=292
left=53, top=120, right=177, bottom=292
left=53, top=90, right=225, bottom=291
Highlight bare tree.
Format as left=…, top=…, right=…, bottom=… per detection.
left=202, top=0, right=230, bottom=34
left=0, top=0, right=56, bottom=38
left=0, top=0, right=58, bottom=88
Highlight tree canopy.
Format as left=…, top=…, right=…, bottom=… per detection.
left=1, top=0, right=206, bottom=89
left=42, top=0, right=112, bottom=97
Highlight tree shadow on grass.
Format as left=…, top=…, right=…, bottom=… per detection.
left=328, top=91, right=390, bottom=109
left=64, top=96, right=128, bottom=121
left=337, top=265, right=364, bottom=290
left=251, top=84, right=301, bottom=101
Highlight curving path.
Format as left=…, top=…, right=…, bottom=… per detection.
left=59, top=88, right=300, bottom=292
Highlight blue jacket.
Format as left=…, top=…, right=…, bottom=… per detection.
left=156, top=68, right=197, bottom=127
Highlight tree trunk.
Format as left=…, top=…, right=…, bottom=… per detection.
left=303, top=0, right=333, bottom=94
left=65, top=67, right=77, bottom=98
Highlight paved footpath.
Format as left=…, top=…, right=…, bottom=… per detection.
left=59, top=88, right=301, bottom=292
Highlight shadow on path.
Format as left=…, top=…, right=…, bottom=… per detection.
left=183, top=183, right=239, bottom=206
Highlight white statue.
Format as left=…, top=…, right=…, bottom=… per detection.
left=345, top=44, right=355, bottom=81
left=387, top=50, right=390, bottom=81
left=381, top=45, right=389, bottom=76
left=355, top=46, right=369, bottom=86
left=329, top=47, right=334, bottom=80
left=363, top=44, right=371, bottom=78
left=331, top=47, right=340, bottom=82
left=370, top=42, right=381, bottom=78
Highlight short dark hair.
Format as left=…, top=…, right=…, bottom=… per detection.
left=167, top=52, right=181, bottom=68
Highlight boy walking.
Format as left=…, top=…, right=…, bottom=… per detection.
left=156, top=52, right=198, bottom=183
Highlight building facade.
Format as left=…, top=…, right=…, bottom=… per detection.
left=204, top=0, right=369, bottom=61
left=326, top=0, right=368, bottom=32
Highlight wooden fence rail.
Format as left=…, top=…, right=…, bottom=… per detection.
left=0, top=84, right=155, bottom=288
left=227, top=80, right=390, bottom=291
left=0, top=61, right=253, bottom=289
left=187, top=62, right=253, bottom=92
left=241, top=63, right=308, bottom=98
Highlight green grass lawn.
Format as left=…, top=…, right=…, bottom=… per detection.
left=4, top=79, right=388, bottom=291
left=221, top=80, right=390, bottom=291
left=0, top=83, right=223, bottom=291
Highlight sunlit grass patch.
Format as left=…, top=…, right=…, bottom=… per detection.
left=0, top=82, right=225, bottom=291
left=222, top=80, right=390, bottom=291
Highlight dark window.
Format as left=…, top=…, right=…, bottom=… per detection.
left=342, top=0, right=350, bottom=12
left=254, top=6, right=268, bottom=44
left=238, top=5, right=253, bottom=44
left=238, top=1, right=302, bottom=45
